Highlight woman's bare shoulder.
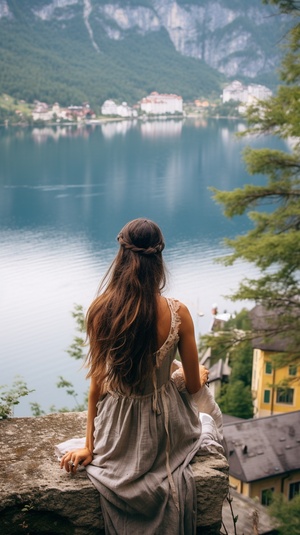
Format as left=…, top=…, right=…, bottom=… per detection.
left=174, top=299, right=191, bottom=318
left=174, top=300, right=194, bottom=334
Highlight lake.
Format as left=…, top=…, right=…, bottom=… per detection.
left=0, top=118, right=287, bottom=416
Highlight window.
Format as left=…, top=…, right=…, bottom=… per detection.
left=289, top=365, right=297, bottom=376
left=289, top=481, right=300, bottom=500
left=263, top=390, right=271, bottom=403
left=276, top=387, right=294, bottom=405
left=261, top=488, right=274, bottom=506
left=265, top=362, right=272, bottom=374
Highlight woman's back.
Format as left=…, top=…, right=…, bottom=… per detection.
left=156, top=294, right=173, bottom=349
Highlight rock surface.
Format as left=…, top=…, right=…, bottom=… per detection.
left=0, top=412, right=229, bottom=534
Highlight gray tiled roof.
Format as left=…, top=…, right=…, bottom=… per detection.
left=223, top=411, right=300, bottom=482
left=249, top=305, right=291, bottom=352
left=222, top=414, right=245, bottom=426
left=209, top=358, right=231, bottom=383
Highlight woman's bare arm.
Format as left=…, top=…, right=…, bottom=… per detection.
left=85, top=375, right=101, bottom=452
left=177, top=302, right=203, bottom=394
left=60, top=376, right=100, bottom=473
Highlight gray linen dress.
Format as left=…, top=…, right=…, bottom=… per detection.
left=85, top=298, right=205, bottom=535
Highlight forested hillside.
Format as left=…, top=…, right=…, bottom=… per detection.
left=0, top=0, right=290, bottom=107
left=0, top=21, right=223, bottom=107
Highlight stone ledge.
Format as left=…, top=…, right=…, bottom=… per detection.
left=0, top=412, right=229, bottom=535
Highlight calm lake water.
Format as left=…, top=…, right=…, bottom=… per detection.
left=0, top=118, right=287, bottom=416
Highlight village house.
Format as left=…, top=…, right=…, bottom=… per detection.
left=32, top=102, right=94, bottom=122
left=222, top=80, right=272, bottom=106
left=199, top=303, right=232, bottom=397
left=101, top=100, right=137, bottom=118
left=66, top=103, right=95, bottom=121
left=207, top=357, right=231, bottom=399
left=32, top=102, right=63, bottom=122
left=250, top=305, right=300, bottom=418
left=194, top=99, right=210, bottom=108
left=202, top=303, right=300, bottom=417
left=200, top=301, right=300, bottom=507
left=220, top=304, right=300, bottom=505
left=140, top=92, right=183, bottom=115
left=223, top=410, right=300, bottom=505
left=200, top=346, right=231, bottom=399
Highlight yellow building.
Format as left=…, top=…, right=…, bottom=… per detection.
left=249, top=304, right=300, bottom=418
left=223, top=411, right=300, bottom=505
left=252, top=348, right=300, bottom=417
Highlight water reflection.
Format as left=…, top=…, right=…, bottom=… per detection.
left=27, top=118, right=194, bottom=144
left=101, top=120, right=137, bottom=138
left=31, top=125, right=94, bottom=143
left=29, top=119, right=185, bottom=143
left=140, top=119, right=183, bottom=138
left=191, top=118, right=208, bottom=128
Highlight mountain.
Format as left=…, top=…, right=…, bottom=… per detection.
left=0, top=0, right=290, bottom=107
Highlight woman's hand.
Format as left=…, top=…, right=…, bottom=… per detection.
left=60, top=447, right=93, bottom=474
left=171, top=361, right=209, bottom=391
left=199, top=365, right=209, bottom=387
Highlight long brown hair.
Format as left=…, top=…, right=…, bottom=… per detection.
left=85, top=219, right=167, bottom=391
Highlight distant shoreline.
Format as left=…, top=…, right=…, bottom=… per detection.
left=0, top=112, right=242, bottom=128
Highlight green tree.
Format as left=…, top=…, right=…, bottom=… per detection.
left=263, top=1, right=300, bottom=13
left=218, top=380, right=253, bottom=419
left=200, top=308, right=254, bottom=418
left=0, top=377, right=34, bottom=419
left=210, top=0, right=300, bottom=368
left=220, top=311, right=253, bottom=418
left=269, top=493, right=300, bottom=535
left=65, top=303, right=87, bottom=361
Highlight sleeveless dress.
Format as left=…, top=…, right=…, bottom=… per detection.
left=85, top=298, right=206, bottom=534
left=55, top=298, right=224, bottom=534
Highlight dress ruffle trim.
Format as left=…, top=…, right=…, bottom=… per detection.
left=155, top=298, right=181, bottom=368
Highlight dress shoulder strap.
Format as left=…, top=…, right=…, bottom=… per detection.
left=155, top=297, right=181, bottom=367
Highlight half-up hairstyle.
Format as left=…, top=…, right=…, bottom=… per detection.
left=85, top=218, right=166, bottom=392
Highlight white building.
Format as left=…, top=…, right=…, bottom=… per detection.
left=140, top=92, right=183, bottom=115
left=117, top=102, right=136, bottom=118
left=32, top=102, right=68, bottom=122
left=247, top=83, right=272, bottom=102
left=222, top=81, right=272, bottom=105
left=222, top=81, right=248, bottom=103
left=101, top=100, right=118, bottom=116
left=101, top=100, right=136, bottom=118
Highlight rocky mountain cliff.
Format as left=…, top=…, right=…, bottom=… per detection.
left=84, top=0, right=283, bottom=78
left=0, top=0, right=289, bottom=105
